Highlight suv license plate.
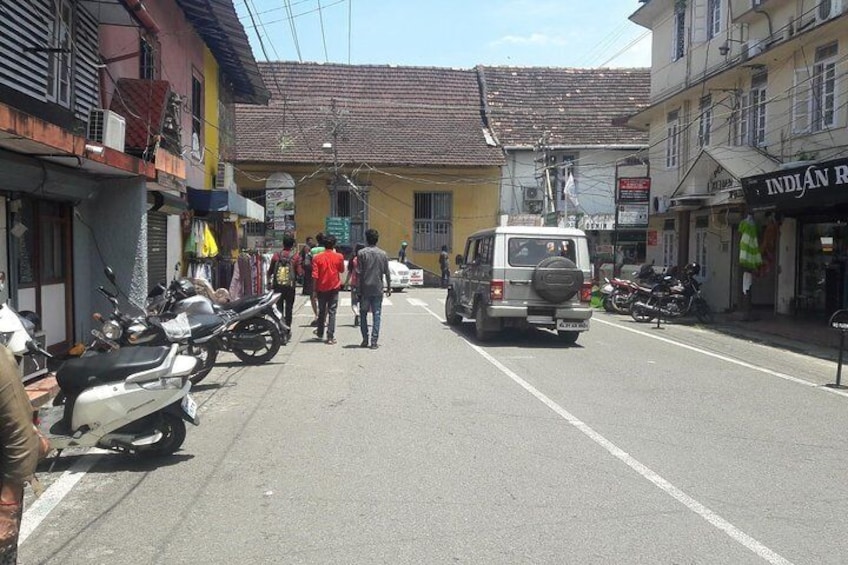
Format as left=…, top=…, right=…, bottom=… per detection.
left=181, top=394, right=198, bottom=421
left=556, top=320, right=589, bottom=330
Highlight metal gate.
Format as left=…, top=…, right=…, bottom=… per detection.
left=147, top=211, right=168, bottom=288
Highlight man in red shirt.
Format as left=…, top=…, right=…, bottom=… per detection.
left=311, top=234, right=345, bottom=344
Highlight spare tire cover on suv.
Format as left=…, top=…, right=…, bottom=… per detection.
left=532, top=256, right=583, bottom=303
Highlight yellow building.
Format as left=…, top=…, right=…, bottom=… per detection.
left=234, top=63, right=504, bottom=275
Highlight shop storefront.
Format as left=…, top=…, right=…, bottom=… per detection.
left=742, top=157, right=848, bottom=317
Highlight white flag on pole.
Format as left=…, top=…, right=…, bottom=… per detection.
left=564, top=172, right=578, bottom=207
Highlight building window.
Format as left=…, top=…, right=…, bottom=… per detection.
left=15, top=199, right=70, bottom=288
left=698, top=95, right=712, bottom=147
left=330, top=183, right=368, bottom=246
left=738, top=72, right=768, bottom=146
left=812, top=42, right=838, bottom=131
left=191, top=73, right=203, bottom=156
left=242, top=190, right=267, bottom=238
left=672, top=3, right=686, bottom=61
left=662, top=224, right=677, bottom=270
left=414, top=192, right=452, bottom=252
left=46, top=0, right=73, bottom=106
left=666, top=110, right=681, bottom=169
left=707, top=0, right=721, bottom=39
left=140, top=37, right=157, bottom=80
left=694, top=215, right=709, bottom=279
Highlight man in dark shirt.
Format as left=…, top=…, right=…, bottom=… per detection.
left=357, top=229, right=391, bottom=349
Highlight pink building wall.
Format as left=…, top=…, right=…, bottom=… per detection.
left=99, top=0, right=207, bottom=190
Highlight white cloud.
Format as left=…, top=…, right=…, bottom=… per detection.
left=490, top=33, right=570, bottom=47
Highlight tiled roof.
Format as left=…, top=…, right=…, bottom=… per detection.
left=235, top=62, right=504, bottom=167
left=479, top=66, right=650, bottom=148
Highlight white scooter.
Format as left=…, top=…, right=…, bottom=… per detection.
left=0, top=303, right=200, bottom=457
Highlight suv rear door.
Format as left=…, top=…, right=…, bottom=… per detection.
left=503, top=236, right=582, bottom=303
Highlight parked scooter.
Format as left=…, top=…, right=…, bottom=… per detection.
left=0, top=303, right=200, bottom=457
left=629, top=263, right=714, bottom=324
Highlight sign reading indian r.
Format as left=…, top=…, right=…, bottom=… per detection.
left=742, top=157, right=848, bottom=210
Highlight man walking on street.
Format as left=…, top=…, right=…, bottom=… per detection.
left=439, top=244, right=450, bottom=288
left=311, top=235, right=344, bottom=345
left=357, top=228, right=391, bottom=349
left=268, top=233, right=297, bottom=339
left=308, top=233, right=327, bottom=326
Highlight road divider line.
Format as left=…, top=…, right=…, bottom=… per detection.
left=419, top=304, right=794, bottom=565
left=20, top=449, right=105, bottom=544
left=594, top=318, right=848, bottom=399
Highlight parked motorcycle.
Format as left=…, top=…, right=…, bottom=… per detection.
left=629, top=263, right=714, bottom=324
left=600, top=263, right=665, bottom=314
left=0, top=302, right=200, bottom=457
left=93, top=268, right=282, bottom=384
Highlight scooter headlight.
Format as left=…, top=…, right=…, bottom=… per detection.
left=101, top=320, right=122, bottom=341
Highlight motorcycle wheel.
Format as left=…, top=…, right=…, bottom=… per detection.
left=695, top=301, right=715, bottom=324
left=186, top=343, right=218, bottom=385
left=610, top=291, right=633, bottom=314
left=630, top=302, right=655, bottom=323
left=602, top=295, right=616, bottom=313
left=136, top=412, right=186, bottom=457
left=232, top=317, right=281, bottom=365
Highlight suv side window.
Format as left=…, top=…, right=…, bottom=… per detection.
left=464, top=238, right=477, bottom=265
left=477, top=236, right=494, bottom=266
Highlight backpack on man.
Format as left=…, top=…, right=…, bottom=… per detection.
left=273, top=251, right=296, bottom=288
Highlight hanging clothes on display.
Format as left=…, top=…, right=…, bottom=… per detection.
left=739, top=214, right=762, bottom=296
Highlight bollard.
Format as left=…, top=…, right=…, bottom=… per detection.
left=827, top=310, right=848, bottom=389
left=651, top=282, right=671, bottom=331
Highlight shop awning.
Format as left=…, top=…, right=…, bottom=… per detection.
left=147, top=190, right=187, bottom=215
left=186, top=188, right=264, bottom=221
left=670, top=146, right=782, bottom=210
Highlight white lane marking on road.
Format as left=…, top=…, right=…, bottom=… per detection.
left=420, top=305, right=794, bottom=565
left=383, top=298, right=393, bottom=306
left=407, top=298, right=428, bottom=307
left=594, top=318, right=848, bottom=399
left=437, top=298, right=446, bottom=305
left=20, top=449, right=105, bottom=544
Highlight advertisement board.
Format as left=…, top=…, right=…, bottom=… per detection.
left=617, top=177, right=651, bottom=203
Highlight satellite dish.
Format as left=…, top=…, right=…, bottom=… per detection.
left=266, top=172, right=295, bottom=189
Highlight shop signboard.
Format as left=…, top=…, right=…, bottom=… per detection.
left=325, top=216, right=351, bottom=245
left=617, top=204, right=649, bottom=228
left=409, top=269, right=424, bottom=286
left=617, top=177, right=651, bottom=203
left=742, top=157, right=848, bottom=210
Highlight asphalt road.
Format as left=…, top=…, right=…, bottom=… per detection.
left=19, top=288, right=848, bottom=565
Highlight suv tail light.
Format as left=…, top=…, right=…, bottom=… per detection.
left=490, top=280, right=504, bottom=301
left=580, top=281, right=592, bottom=303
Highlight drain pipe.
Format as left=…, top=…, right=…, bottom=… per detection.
left=121, top=0, right=160, bottom=35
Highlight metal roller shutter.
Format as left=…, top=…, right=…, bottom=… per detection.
left=147, top=211, right=168, bottom=288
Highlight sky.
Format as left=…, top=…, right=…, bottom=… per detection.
left=234, top=0, right=653, bottom=69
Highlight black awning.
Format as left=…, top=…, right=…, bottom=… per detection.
left=147, top=190, right=187, bottom=215
left=742, top=157, right=848, bottom=211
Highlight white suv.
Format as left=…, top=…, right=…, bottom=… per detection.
left=445, top=226, right=593, bottom=343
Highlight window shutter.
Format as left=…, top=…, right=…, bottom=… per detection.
left=692, top=0, right=708, bottom=43
left=793, top=68, right=811, bottom=134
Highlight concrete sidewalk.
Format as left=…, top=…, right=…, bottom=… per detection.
left=710, top=310, right=843, bottom=363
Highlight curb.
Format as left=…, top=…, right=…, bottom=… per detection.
left=25, top=374, right=59, bottom=408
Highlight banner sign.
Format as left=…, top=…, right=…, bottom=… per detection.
left=742, top=157, right=848, bottom=210
left=617, top=204, right=649, bottom=228
left=325, top=216, right=351, bottom=245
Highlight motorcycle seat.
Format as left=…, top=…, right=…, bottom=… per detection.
left=214, top=295, right=264, bottom=314
left=57, top=346, right=171, bottom=393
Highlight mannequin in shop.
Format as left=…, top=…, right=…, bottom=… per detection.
left=738, top=211, right=763, bottom=320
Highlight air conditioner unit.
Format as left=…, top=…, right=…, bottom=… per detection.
left=740, top=39, right=764, bottom=61
left=523, top=186, right=542, bottom=201
left=817, top=0, right=843, bottom=22
left=525, top=200, right=543, bottom=214
left=216, top=162, right=237, bottom=190
left=87, top=109, right=126, bottom=152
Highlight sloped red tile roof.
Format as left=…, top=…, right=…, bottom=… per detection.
left=479, top=66, right=650, bottom=148
left=235, top=62, right=504, bottom=167
left=110, top=79, right=172, bottom=151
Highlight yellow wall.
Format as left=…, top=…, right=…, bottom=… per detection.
left=202, top=46, right=220, bottom=189
left=237, top=165, right=501, bottom=274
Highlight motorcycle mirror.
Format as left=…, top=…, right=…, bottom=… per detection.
left=104, top=266, right=117, bottom=286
